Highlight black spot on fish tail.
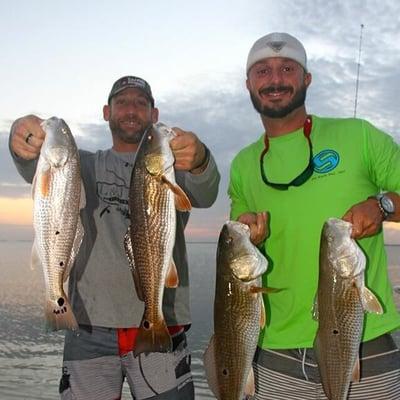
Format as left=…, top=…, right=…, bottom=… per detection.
left=59, top=261, right=64, bottom=267
left=222, top=369, right=229, bottom=376
left=57, top=298, right=65, bottom=307
left=143, top=320, right=151, bottom=330
left=55, top=231, right=60, bottom=235
left=333, top=329, right=339, bottom=335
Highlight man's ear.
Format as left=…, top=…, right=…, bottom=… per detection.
left=246, top=78, right=251, bottom=92
left=151, top=107, right=159, bottom=123
left=304, top=72, right=312, bottom=89
left=103, top=105, right=110, bottom=122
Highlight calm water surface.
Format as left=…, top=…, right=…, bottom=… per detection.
left=0, top=241, right=399, bottom=399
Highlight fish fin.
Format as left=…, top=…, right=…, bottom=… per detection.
left=39, top=168, right=52, bottom=197
left=351, top=357, right=360, bottom=382
left=244, top=366, right=256, bottom=396
left=250, top=286, right=282, bottom=294
left=124, top=228, right=144, bottom=301
left=31, top=173, right=37, bottom=199
left=360, top=287, right=384, bottom=314
left=133, top=317, right=172, bottom=356
left=63, top=218, right=84, bottom=282
left=203, top=335, right=221, bottom=399
left=79, top=180, right=86, bottom=209
left=45, top=293, right=78, bottom=331
left=165, top=258, right=179, bottom=288
left=312, top=296, right=319, bottom=321
left=31, top=239, right=41, bottom=271
left=161, top=175, right=192, bottom=211
left=259, top=295, right=266, bottom=328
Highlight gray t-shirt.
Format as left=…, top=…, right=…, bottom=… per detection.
left=11, top=145, right=220, bottom=328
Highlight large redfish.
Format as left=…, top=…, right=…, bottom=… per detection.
left=313, top=218, right=383, bottom=400
left=203, top=221, right=268, bottom=399
left=124, top=122, right=191, bottom=356
left=32, top=117, right=85, bottom=331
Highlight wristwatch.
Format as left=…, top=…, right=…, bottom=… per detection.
left=375, top=193, right=395, bottom=220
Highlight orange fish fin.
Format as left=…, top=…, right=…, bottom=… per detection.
left=259, top=295, right=266, bottom=328
left=351, top=357, right=360, bottom=382
left=161, top=175, right=192, bottom=211
left=45, top=292, right=78, bottom=331
left=244, top=366, right=256, bottom=397
left=361, top=287, right=384, bottom=314
left=124, top=228, right=144, bottom=301
left=250, top=286, right=282, bottom=294
left=203, top=335, right=221, bottom=399
left=133, top=317, right=172, bottom=356
left=40, top=168, right=52, bottom=197
left=165, top=258, right=179, bottom=288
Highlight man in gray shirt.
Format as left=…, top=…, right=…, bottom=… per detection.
left=9, top=75, right=220, bottom=400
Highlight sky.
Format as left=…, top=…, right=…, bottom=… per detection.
left=1, top=0, right=400, bottom=241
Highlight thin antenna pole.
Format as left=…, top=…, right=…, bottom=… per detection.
left=354, top=24, right=364, bottom=117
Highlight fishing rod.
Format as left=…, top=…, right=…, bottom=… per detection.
left=354, top=23, right=365, bottom=118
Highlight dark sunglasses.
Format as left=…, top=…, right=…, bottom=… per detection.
left=259, top=116, right=314, bottom=190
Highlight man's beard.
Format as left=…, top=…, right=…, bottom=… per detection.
left=109, top=119, right=150, bottom=144
left=250, top=84, right=307, bottom=118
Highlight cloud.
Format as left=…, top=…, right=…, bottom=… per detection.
left=2, top=0, right=400, bottom=238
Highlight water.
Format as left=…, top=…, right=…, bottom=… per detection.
left=0, top=241, right=217, bottom=399
left=0, top=241, right=399, bottom=399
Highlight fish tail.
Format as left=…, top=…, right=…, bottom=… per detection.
left=133, top=317, right=172, bottom=356
left=45, top=295, right=78, bottom=331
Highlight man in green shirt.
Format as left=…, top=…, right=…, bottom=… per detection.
left=229, top=32, right=400, bottom=399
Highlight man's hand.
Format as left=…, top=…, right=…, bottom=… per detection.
left=170, top=128, right=208, bottom=174
left=342, top=198, right=383, bottom=239
left=10, top=115, right=45, bottom=160
left=237, top=212, right=268, bottom=246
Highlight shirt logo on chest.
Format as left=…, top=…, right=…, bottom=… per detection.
left=313, top=149, right=340, bottom=174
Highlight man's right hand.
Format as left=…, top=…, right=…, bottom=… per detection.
left=10, top=115, right=45, bottom=160
left=237, top=211, right=268, bottom=246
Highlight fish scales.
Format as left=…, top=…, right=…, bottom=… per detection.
left=126, top=122, right=191, bottom=356
left=314, top=218, right=383, bottom=400
left=33, top=117, right=83, bottom=331
left=204, top=221, right=268, bottom=400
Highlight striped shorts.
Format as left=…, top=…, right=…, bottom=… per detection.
left=251, top=333, right=400, bottom=399
left=59, top=326, right=193, bottom=400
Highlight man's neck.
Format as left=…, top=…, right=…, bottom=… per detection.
left=261, top=107, right=309, bottom=137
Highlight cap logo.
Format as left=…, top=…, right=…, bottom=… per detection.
left=267, top=40, right=286, bottom=53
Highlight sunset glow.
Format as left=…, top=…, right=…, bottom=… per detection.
left=0, top=197, right=33, bottom=225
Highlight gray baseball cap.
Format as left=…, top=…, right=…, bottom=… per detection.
left=108, top=76, right=154, bottom=106
left=246, top=32, right=307, bottom=74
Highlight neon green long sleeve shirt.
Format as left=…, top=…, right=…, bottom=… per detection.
left=229, top=115, right=400, bottom=349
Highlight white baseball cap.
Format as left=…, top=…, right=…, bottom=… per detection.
left=246, top=32, right=307, bottom=74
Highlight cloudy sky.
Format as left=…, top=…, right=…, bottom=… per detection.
left=1, top=0, right=400, bottom=241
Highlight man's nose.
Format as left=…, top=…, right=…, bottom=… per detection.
left=269, top=69, right=284, bottom=85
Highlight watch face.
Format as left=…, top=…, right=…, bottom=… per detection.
left=381, top=196, right=395, bottom=213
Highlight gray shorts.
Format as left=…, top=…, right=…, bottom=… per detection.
left=59, top=326, right=193, bottom=400
left=252, top=333, right=400, bottom=399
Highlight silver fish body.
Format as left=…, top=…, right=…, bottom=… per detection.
left=125, top=122, right=191, bottom=356
left=204, top=221, right=268, bottom=400
left=314, top=218, right=383, bottom=400
left=32, top=117, right=84, bottom=331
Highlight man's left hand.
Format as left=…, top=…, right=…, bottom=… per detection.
left=170, top=128, right=207, bottom=173
left=342, top=198, right=383, bottom=239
